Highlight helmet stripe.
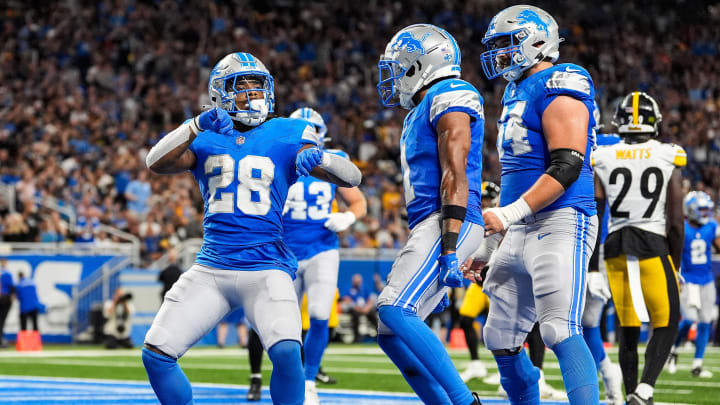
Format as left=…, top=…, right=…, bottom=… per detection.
left=632, top=91, right=640, bottom=125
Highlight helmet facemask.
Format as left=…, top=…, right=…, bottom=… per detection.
left=210, top=73, right=274, bottom=126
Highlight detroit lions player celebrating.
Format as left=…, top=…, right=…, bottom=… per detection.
left=667, top=191, right=720, bottom=378
left=142, top=52, right=361, bottom=405
left=376, top=24, right=485, bottom=405
left=284, top=107, right=367, bottom=404
left=480, top=6, right=599, bottom=404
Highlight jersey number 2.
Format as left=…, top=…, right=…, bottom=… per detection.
left=690, top=239, right=708, bottom=265
left=205, top=154, right=274, bottom=215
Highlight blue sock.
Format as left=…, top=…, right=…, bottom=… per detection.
left=141, top=347, right=193, bottom=405
left=583, top=326, right=606, bottom=369
left=494, top=350, right=540, bottom=405
left=675, top=319, right=693, bottom=347
left=304, top=318, right=329, bottom=381
left=378, top=305, right=472, bottom=405
left=377, top=333, right=452, bottom=404
left=267, top=340, right=304, bottom=405
left=553, top=334, right=599, bottom=405
left=695, top=322, right=711, bottom=360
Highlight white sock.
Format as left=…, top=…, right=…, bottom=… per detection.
left=635, top=383, right=653, bottom=400
left=305, top=380, right=316, bottom=389
left=250, top=373, right=262, bottom=379
left=692, top=358, right=703, bottom=369
left=599, top=356, right=612, bottom=375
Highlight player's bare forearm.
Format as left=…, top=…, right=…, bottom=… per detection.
left=665, top=168, right=684, bottom=269
left=520, top=174, right=565, bottom=212
left=338, top=186, right=367, bottom=220
left=437, top=111, right=472, bottom=253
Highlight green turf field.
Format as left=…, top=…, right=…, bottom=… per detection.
left=0, top=344, right=718, bottom=404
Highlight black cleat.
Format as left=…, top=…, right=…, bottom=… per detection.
left=627, top=393, right=654, bottom=405
left=471, top=392, right=483, bottom=404
left=315, top=368, right=337, bottom=384
left=246, top=377, right=262, bottom=401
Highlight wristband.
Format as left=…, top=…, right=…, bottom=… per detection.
left=487, top=197, right=533, bottom=229
left=441, top=232, right=459, bottom=253
left=441, top=205, right=467, bottom=222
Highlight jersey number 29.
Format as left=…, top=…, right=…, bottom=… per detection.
left=205, top=154, right=274, bottom=215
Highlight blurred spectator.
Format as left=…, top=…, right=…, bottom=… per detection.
left=74, top=215, right=100, bottom=243
left=0, top=258, right=14, bottom=348
left=3, top=213, right=30, bottom=242
left=125, top=171, right=152, bottom=218
left=341, top=274, right=378, bottom=343
left=158, top=250, right=182, bottom=302
left=103, top=288, right=134, bottom=349
left=16, top=272, right=41, bottom=332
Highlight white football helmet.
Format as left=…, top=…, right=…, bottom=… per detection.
left=378, top=24, right=461, bottom=109
left=289, top=107, right=328, bottom=146
left=481, top=5, right=562, bottom=81
left=208, top=52, right=275, bottom=126
left=684, top=191, right=714, bottom=225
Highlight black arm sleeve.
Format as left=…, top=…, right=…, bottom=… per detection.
left=545, top=148, right=585, bottom=190
left=589, top=197, right=605, bottom=272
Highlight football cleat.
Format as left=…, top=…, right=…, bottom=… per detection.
left=460, top=360, right=488, bottom=382
left=692, top=367, right=713, bottom=378
left=627, top=392, right=654, bottom=405
left=538, top=371, right=567, bottom=400
left=482, top=372, right=501, bottom=385
left=315, top=368, right=337, bottom=384
left=666, top=353, right=678, bottom=374
left=304, top=380, right=321, bottom=405
left=246, top=377, right=262, bottom=402
left=471, top=392, right=483, bottom=404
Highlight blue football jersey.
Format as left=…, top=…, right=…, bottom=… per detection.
left=400, top=78, right=485, bottom=229
left=497, top=63, right=597, bottom=216
left=595, top=133, right=622, bottom=243
left=187, top=117, right=319, bottom=274
left=681, top=220, right=719, bottom=285
left=283, top=149, right=348, bottom=260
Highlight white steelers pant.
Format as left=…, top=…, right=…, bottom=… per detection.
left=145, top=264, right=301, bottom=358
left=680, top=281, right=717, bottom=324
left=483, top=207, right=598, bottom=350
left=377, top=212, right=485, bottom=333
left=294, top=249, right=339, bottom=320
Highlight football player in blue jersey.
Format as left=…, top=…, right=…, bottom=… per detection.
left=376, top=24, right=485, bottom=405
left=667, top=191, right=720, bottom=378
left=141, top=52, right=361, bottom=405
left=284, top=107, right=367, bottom=404
left=479, top=5, right=600, bottom=404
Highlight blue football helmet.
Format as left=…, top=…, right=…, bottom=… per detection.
left=684, top=191, right=714, bottom=225
left=208, top=52, right=275, bottom=126
left=481, top=5, right=561, bottom=81
left=290, top=107, right=329, bottom=147
left=378, top=24, right=461, bottom=109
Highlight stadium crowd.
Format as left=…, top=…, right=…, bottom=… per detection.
left=0, top=0, right=719, bottom=263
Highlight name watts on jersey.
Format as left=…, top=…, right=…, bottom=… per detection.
left=615, top=148, right=651, bottom=160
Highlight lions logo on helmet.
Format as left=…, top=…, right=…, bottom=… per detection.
left=208, top=52, right=275, bottom=127
left=481, top=5, right=562, bottom=81
left=612, top=91, right=662, bottom=138
left=377, top=24, right=461, bottom=109
left=290, top=107, right=328, bottom=147
left=684, top=191, right=715, bottom=225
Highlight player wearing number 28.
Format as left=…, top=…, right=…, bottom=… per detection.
left=141, top=52, right=361, bottom=405
left=479, top=5, right=600, bottom=405
left=376, top=24, right=485, bottom=405
left=592, top=91, right=685, bottom=405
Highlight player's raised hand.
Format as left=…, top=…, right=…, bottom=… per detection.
left=324, top=212, right=356, bottom=232
left=438, top=253, right=463, bottom=288
left=587, top=272, right=612, bottom=302
left=196, top=107, right=234, bottom=135
left=296, top=147, right=324, bottom=177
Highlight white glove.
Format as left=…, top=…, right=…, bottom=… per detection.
left=587, top=271, right=612, bottom=302
left=323, top=212, right=356, bottom=232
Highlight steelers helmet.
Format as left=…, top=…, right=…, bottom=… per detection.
left=481, top=181, right=500, bottom=206
left=612, top=91, right=662, bottom=137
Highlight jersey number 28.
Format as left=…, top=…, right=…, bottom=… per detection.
left=205, top=154, right=274, bottom=215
